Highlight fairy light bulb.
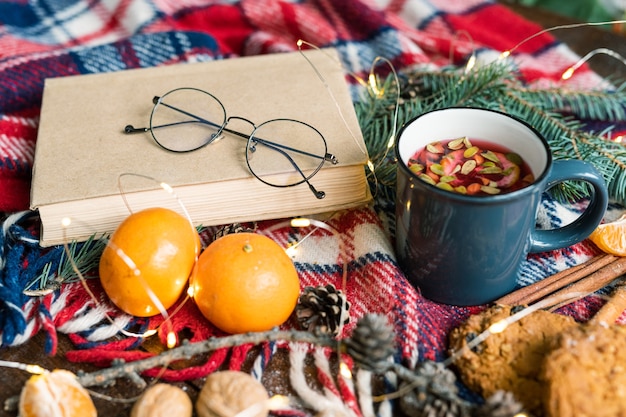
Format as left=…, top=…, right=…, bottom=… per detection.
left=187, top=286, right=195, bottom=298
left=487, top=319, right=509, bottom=334
left=25, top=364, right=48, bottom=375
left=285, top=243, right=298, bottom=257
left=160, top=181, right=174, bottom=194
left=339, top=361, right=352, bottom=379
left=464, top=53, right=476, bottom=73
left=142, top=329, right=158, bottom=338
left=290, top=218, right=311, bottom=228
left=560, top=48, right=626, bottom=80
left=561, top=67, right=575, bottom=80
left=0, top=360, right=48, bottom=375
left=368, top=72, right=383, bottom=97
left=268, top=395, right=290, bottom=410
left=166, top=331, right=177, bottom=349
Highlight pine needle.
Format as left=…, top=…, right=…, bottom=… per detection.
left=23, top=234, right=107, bottom=296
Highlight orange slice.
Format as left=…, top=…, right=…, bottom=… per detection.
left=588, top=214, right=626, bottom=256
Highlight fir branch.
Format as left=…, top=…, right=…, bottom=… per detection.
left=503, top=89, right=626, bottom=202
left=415, top=62, right=516, bottom=109
left=23, top=235, right=106, bottom=296
left=520, top=81, right=626, bottom=122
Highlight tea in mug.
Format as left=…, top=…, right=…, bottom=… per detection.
left=407, top=137, right=534, bottom=195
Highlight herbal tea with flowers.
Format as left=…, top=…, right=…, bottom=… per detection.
left=2, top=1, right=626, bottom=417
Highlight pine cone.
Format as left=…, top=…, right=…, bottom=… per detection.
left=398, top=71, right=429, bottom=102
left=421, top=398, right=469, bottom=417
left=212, top=222, right=256, bottom=240
left=295, top=284, right=350, bottom=336
left=399, top=361, right=471, bottom=417
left=344, top=314, right=395, bottom=372
left=472, top=391, right=528, bottom=417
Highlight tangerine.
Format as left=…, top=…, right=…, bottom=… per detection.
left=19, top=370, right=97, bottom=417
left=99, top=207, right=200, bottom=317
left=190, top=232, right=300, bottom=334
left=588, top=214, right=626, bottom=256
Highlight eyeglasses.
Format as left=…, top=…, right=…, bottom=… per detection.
left=124, top=87, right=338, bottom=199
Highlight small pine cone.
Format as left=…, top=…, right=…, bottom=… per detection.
left=423, top=398, right=470, bottom=417
left=401, top=395, right=471, bottom=417
left=212, top=222, right=257, bottom=240
left=295, top=284, right=350, bottom=336
left=399, top=361, right=471, bottom=417
left=414, top=361, right=460, bottom=397
left=344, top=313, right=395, bottom=372
left=472, top=391, right=528, bottom=417
left=399, top=71, right=429, bottom=101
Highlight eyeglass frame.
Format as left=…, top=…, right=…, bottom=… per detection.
left=124, top=87, right=338, bottom=199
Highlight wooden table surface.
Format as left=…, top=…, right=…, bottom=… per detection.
left=1, top=4, right=625, bottom=417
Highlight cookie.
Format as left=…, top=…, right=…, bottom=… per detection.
left=542, top=324, right=626, bottom=417
left=448, top=304, right=577, bottom=415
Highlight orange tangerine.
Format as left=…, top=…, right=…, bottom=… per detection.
left=190, top=232, right=300, bottom=334
left=99, top=207, right=200, bottom=317
left=589, top=214, right=626, bottom=257
left=19, top=370, right=96, bottom=417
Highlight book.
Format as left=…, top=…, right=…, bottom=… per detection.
left=30, top=48, right=371, bottom=247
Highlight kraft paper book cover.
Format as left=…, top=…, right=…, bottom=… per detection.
left=30, top=48, right=370, bottom=247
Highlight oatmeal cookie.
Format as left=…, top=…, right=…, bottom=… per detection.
left=542, top=324, right=626, bottom=417
left=448, top=304, right=577, bottom=415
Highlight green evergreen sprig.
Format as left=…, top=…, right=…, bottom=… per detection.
left=23, top=235, right=107, bottom=296
left=357, top=61, right=626, bottom=205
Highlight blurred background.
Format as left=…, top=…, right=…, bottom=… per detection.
left=506, top=0, right=626, bottom=33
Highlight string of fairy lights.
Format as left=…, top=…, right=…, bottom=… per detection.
left=3, top=16, right=626, bottom=417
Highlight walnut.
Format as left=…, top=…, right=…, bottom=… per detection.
left=19, top=369, right=97, bottom=417
left=131, top=383, right=192, bottom=417
left=196, top=371, right=269, bottom=417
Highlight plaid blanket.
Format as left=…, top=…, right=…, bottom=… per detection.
left=1, top=0, right=625, bottom=409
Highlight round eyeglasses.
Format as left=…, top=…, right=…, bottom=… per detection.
left=124, top=87, right=338, bottom=199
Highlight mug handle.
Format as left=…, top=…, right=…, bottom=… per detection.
left=529, top=160, right=608, bottom=253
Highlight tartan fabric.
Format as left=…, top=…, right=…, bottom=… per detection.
left=0, top=0, right=624, bottom=385
left=0, top=0, right=612, bottom=211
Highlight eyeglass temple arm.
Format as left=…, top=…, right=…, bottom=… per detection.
left=124, top=97, right=224, bottom=135
left=253, top=140, right=326, bottom=199
left=250, top=135, right=338, bottom=165
left=124, top=125, right=149, bottom=134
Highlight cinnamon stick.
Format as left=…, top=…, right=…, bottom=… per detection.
left=495, top=254, right=618, bottom=306
left=547, top=257, right=626, bottom=311
left=589, top=282, right=626, bottom=326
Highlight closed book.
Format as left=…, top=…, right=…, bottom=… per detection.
left=30, top=48, right=370, bottom=247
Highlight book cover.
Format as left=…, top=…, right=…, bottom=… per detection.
left=30, top=48, right=370, bottom=246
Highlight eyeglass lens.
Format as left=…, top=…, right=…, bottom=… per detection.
left=150, top=88, right=227, bottom=153
left=246, top=119, right=327, bottom=188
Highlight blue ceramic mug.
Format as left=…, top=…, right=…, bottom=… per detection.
left=395, top=108, right=608, bottom=306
